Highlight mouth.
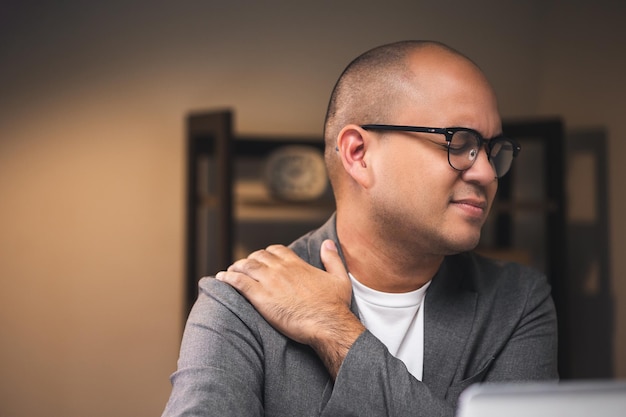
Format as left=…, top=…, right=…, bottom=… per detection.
left=452, top=198, right=487, bottom=209
left=450, top=198, right=488, bottom=219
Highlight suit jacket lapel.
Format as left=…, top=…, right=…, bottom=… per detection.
left=422, top=255, right=477, bottom=399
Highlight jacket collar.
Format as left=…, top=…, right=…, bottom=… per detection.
left=289, top=214, right=478, bottom=396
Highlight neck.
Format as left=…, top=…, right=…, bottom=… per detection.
left=336, top=212, right=443, bottom=293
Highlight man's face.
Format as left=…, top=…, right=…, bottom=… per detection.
left=365, top=53, right=501, bottom=256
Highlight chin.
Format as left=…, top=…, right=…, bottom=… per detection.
left=443, top=232, right=481, bottom=255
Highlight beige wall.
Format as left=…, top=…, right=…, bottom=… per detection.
left=0, top=1, right=623, bottom=416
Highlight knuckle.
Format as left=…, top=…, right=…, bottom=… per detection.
left=229, top=257, right=263, bottom=274
left=248, top=249, right=267, bottom=258
left=230, top=274, right=250, bottom=291
left=248, top=249, right=273, bottom=264
left=243, top=258, right=264, bottom=272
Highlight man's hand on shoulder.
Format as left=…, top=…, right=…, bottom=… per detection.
left=216, top=239, right=365, bottom=378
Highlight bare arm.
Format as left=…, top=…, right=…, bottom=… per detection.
left=215, top=240, right=365, bottom=379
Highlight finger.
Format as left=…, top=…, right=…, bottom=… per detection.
left=320, top=240, right=348, bottom=279
left=226, top=257, right=265, bottom=276
left=246, top=246, right=288, bottom=267
left=264, top=244, right=297, bottom=259
left=260, top=245, right=302, bottom=268
left=215, top=270, right=260, bottom=295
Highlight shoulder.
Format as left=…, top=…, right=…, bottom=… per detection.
left=187, top=215, right=338, bottom=334
left=438, top=252, right=553, bottom=312
left=189, top=277, right=266, bottom=333
left=447, top=251, right=548, bottom=290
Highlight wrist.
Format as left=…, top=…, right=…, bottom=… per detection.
left=309, top=310, right=365, bottom=379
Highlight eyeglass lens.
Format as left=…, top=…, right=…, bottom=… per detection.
left=449, top=131, right=515, bottom=178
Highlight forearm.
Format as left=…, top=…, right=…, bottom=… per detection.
left=322, top=331, right=454, bottom=417
left=310, top=308, right=366, bottom=379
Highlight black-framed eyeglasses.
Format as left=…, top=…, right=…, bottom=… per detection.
left=361, top=124, right=521, bottom=178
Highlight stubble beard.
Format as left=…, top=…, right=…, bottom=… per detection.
left=374, top=207, right=484, bottom=257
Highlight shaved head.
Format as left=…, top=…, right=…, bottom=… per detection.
left=323, top=41, right=483, bottom=192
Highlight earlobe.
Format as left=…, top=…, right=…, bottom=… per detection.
left=336, top=125, right=373, bottom=188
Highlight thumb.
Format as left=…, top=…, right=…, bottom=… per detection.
left=320, top=239, right=348, bottom=279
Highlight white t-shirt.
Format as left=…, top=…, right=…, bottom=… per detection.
left=349, top=273, right=431, bottom=380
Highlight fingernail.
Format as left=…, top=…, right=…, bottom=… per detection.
left=323, top=240, right=337, bottom=251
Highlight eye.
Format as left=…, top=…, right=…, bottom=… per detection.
left=449, top=130, right=480, bottom=158
left=448, top=139, right=477, bottom=154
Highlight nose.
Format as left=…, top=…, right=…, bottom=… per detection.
left=461, top=146, right=498, bottom=186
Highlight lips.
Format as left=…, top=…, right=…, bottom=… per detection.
left=451, top=198, right=487, bottom=210
left=450, top=197, right=488, bottom=220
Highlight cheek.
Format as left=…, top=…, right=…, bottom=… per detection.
left=374, top=153, right=417, bottom=193
left=375, top=151, right=452, bottom=205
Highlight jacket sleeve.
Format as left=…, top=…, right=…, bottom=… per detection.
left=161, top=278, right=265, bottom=417
left=322, top=331, right=455, bottom=417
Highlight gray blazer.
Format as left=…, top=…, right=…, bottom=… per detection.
left=162, top=215, right=558, bottom=417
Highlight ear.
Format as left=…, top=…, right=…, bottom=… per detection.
left=336, top=125, right=374, bottom=189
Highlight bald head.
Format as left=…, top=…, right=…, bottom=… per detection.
left=323, top=41, right=491, bottom=191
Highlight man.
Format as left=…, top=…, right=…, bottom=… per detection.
left=162, top=40, right=558, bottom=416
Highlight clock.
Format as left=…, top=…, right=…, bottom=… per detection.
left=264, top=145, right=328, bottom=202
